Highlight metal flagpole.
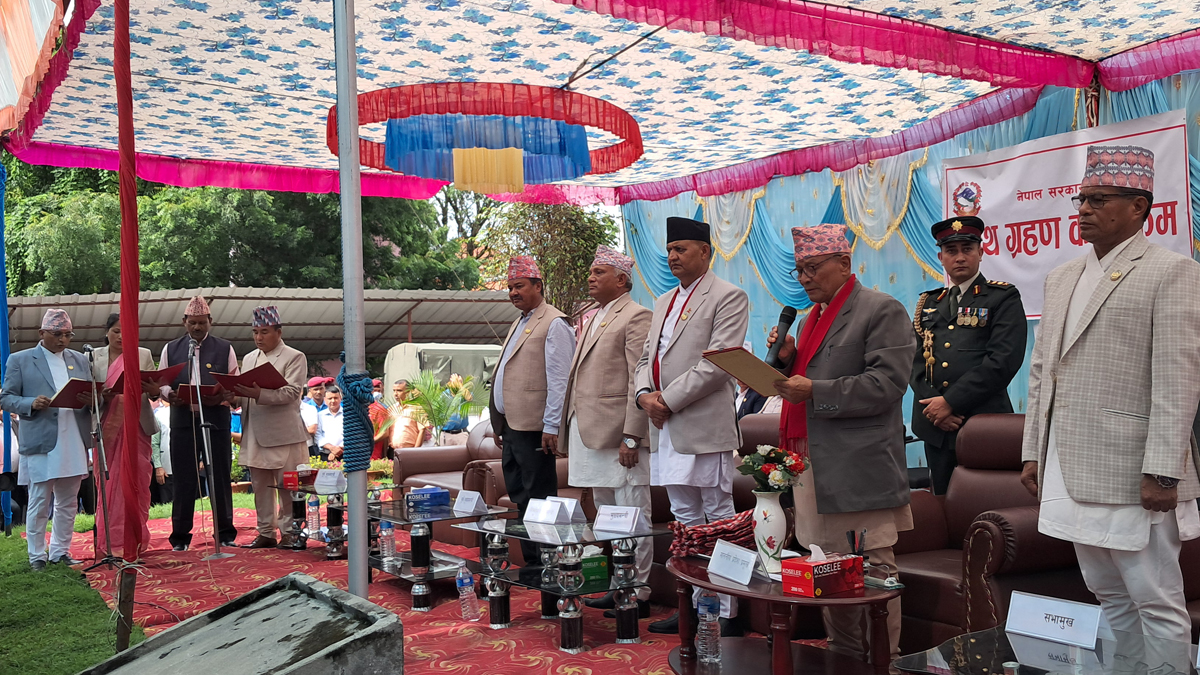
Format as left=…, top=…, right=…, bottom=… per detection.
left=331, top=0, right=368, bottom=599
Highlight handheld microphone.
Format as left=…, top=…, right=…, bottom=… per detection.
left=764, top=306, right=798, bottom=369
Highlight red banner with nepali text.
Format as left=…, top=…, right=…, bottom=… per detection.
left=943, top=110, right=1193, bottom=318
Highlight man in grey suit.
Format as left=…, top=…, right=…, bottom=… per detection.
left=769, top=223, right=915, bottom=662
left=635, top=216, right=748, bottom=636
left=1021, top=145, right=1200, bottom=646
left=0, top=309, right=93, bottom=570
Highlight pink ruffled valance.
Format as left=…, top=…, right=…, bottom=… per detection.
left=1099, top=29, right=1200, bottom=92
left=552, top=0, right=1094, bottom=88
left=613, top=86, right=1044, bottom=204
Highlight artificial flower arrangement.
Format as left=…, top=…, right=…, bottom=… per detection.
left=737, top=444, right=809, bottom=492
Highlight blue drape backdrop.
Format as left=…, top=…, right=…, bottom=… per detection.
left=623, top=77, right=1200, bottom=467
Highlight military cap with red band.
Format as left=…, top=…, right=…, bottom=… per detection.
left=930, top=216, right=985, bottom=246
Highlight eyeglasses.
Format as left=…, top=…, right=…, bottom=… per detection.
left=44, top=331, right=74, bottom=339
left=790, top=254, right=840, bottom=280
left=1070, top=192, right=1142, bottom=209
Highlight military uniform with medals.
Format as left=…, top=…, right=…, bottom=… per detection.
left=910, top=217, right=1028, bottom=494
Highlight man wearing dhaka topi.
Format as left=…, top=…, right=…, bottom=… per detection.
left=1022, top=145, right=1200, bottom=650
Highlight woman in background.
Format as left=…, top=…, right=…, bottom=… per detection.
left=91, top=313, right=157, bottom=558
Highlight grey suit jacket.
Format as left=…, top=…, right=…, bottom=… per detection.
left=561, top=293, right=652, bottom=454
left=0, top=347, right=93, bottom=455
left=802, top=280, right=916, bottom=514
left=1021, top=235, right=1200, bottom=504
left=635, top=273, right=748, bottom=454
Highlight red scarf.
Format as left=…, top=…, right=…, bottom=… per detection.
left=779, top=275, right=856, bottom=457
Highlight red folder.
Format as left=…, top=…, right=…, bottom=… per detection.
left=49, top=378, right=94, bottom=409
left=175, top=384, right=222, bottom=404
left=111, top=362, right=186, bottom=393
left=212, top=362, right=289, bottom=392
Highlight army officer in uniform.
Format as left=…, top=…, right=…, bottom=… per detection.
left=910, top=216, right=1027, bottom=494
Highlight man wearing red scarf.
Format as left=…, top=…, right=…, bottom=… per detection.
left=769, top=223, right=916, bottom=663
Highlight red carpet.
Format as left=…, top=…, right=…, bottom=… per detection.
left=69, top=507, right=789, bottom=673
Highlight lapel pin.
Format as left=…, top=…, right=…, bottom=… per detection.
left=67, top=365, right=74, bottom=370
left=206, top=363, right=212, bottom=368
left=1110, top=271, right=1121, bottom=281
left=524, top=329, right=531, bottom=334
left=600, top=322, right=607, bottom=327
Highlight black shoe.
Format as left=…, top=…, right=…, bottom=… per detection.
left=30, top=560, right=46, bottom=571
left=718, top=617, right=743, bottom=637
left=603, top=599, right=651, bottom=619
left=220, top=540, right=238, bottom=548
left=648, top=612, right=683, bottom=634
left=584, top=591, right=616, bottom=610
left=50, top=556, right=83, bottom=566
left=172, top=544, right=188, bottom=552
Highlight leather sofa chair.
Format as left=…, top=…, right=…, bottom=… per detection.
left=894, top=413, right=1094, bottom=653
left=390, top=419, right=502, bottom=546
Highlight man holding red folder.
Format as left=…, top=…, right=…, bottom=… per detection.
left=228, top=306, right=309, bottom=549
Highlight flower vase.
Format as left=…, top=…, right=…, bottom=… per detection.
left=752, top=490, right=787, bottom=574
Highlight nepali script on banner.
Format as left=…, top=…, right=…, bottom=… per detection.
left=942, top=110, right=1192, bottom=318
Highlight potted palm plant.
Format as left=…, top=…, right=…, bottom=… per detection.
left=403, top=371, right=479, bottom=445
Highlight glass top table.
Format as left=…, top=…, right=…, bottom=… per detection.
left=894, top=624, right=1199, bottom=674
left=453, top=519, right=671, bottom=545
left=455, top=518, right=672, bottom=653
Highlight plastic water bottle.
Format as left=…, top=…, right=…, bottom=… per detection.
left=305, top=495, right=321, bottom=535
left=378, top=522, right=396, bottom=562
left=696, top=590, right=722, bottom=664
left=456, top=562, right=481, bottom=622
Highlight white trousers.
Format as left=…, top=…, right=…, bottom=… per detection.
left=665, top=484, right=737, bottom=618
left=27, top=475, right=83, bottom=563
left=592, top=484, right=653, bottom=602
left=1074, top=513, right=1192, bottom=644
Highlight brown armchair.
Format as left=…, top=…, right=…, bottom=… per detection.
left=391, top=419, right=501, bottom=492
left=895, top=413, right=1094, bottom=653
left=390, top=419, right=502, bottom=547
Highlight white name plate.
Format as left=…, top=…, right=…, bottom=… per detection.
left=313, top=469, right=347, bottom=494
left=523, top=522, right=563, bottom=545
left=523, top=498, right=568, bottom=524
left=547, top=496, right=587, bottom=523
left=593, top=505, right=641, bottom=533
left=1007, top=591, right=1103, bottom=649
left=707, top=539, right=757, bottom=586
left=452, top=490, right=488, bottom=515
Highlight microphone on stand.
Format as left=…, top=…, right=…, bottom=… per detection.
left=764, top=306, right=798, bottom=370
left=187, top=336, right=198, bottom=361
left=83, top=343, right=94, bottom=362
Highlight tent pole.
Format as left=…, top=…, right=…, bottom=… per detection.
left=332, top=0, right=368, bottom=599
left=114, top=0, right=143, bottom=645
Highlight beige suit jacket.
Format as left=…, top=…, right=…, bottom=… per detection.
left=561, top=293, right=651, bottom=454
left=91, top=345, right=157, bottom=437
left=238, top=341, right=310, bottom=470
left=1021, top=235, right=1200, bottom=504
left=634, top=273, right=748, bottom=454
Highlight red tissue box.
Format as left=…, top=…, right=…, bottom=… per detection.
left=781, top=553, right=864, bottom=597
left=282, top=470, right=316, bottom=490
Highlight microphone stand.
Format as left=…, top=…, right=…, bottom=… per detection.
left=83, top=345, right=121, bottom=572
left=190, top=338, right=234, bottom=561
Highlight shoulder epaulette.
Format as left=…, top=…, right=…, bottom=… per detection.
left=986, top=280, right=1013, bottom=288
left=921, top=287, right=945, bottom=296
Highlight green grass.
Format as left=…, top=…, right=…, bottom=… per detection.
left=0, top=526, right=146, bottom=674
left=3, top=493, right=261, bottom=674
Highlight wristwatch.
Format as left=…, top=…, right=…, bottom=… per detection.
left=622, top=437, right=638, bottom=450
left=1152, top=474, right=1180, bottom=489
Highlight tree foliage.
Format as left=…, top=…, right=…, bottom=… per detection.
left=0, top=156, right=481, bottom=295
left=482, top=203, right=617, bottom=320
left=430, top=186, right=506, bottom=259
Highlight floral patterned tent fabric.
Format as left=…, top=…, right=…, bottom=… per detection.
left=9, top=0, right=1200, bottom=204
